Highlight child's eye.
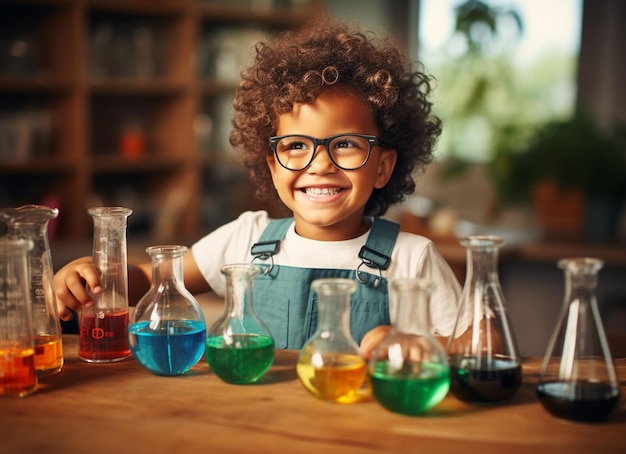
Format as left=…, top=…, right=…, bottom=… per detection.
left=287, top=141, right=309, bottom=150
left=333, top=137, right=365, bottom=151
left=277, top=137, right=312, bottom=154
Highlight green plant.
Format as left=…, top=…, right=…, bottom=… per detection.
left=489, top=110, right=626, bottom=206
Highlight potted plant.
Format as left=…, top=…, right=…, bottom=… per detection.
left=489, top=110, right=626, bottom=241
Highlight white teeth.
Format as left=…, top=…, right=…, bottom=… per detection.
left=305, top=187, right=341, bottom=196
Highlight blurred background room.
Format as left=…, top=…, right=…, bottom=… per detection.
left=1, top=0, right=625, bottom=356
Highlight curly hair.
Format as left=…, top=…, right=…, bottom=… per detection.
left=230, top=18, right=441, bottom=217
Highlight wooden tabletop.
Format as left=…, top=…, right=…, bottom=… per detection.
left=1, top=335, right=625, bottom=454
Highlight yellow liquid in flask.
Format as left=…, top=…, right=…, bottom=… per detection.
left=297, top=353, right=366, bottom=403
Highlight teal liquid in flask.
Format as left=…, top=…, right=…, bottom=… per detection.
left=129, top=245, right=206, bottom=376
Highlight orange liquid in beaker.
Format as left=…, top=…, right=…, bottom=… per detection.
left=34, top=335, right=63, bottom=376
left=0, top=346, right=37, bottom=397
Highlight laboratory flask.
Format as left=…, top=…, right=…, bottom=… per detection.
left=0, top=204, right=63, bottom=376
left=447, top=235, right=522, bottom=404
left=368, top=278, right=450, bottom=415
left=537, top=258, right=620, bottom=422
left=297, top=278, right=367, bottom=404
left=129, top=245, right=206, bottom=376
left=0, top=238, right=37, bottom=397
left=206, top=263, right=274, bottom=384
left=79, top=207, right=132, bottom=363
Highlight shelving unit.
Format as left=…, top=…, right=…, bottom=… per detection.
left=0, top=0, right=322, bottom=243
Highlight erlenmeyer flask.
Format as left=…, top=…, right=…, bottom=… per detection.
left=79, top=207, right=132, bottom=363
left=447, top=235, right=522, bottom=404
left=368, top=278, right=450, bottom=415
left=206, top=263, right=274, bottom=384
left=297, top=278, right=367, bottom=404
left=129, top=246, right=206, bottom=376
left=0, top=238, right=37, bottom=397
left=0, top=205, right=63, bottom=376
left=537, top=257, right=620, bottom=422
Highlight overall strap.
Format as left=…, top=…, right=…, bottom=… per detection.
left=357, top=218, right=400, bottom=287
left=250, top=218, right=293, bottom=273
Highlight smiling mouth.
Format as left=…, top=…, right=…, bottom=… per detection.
left=302, top=187, right=344, bottom=197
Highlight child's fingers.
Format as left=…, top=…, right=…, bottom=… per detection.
left=359, top=325, right=392, bottom=359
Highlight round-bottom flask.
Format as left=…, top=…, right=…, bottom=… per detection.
left=537, top=258, right=620, bottom=422
left=129, top=246, right=206, bottom=376
left=447, top=236, right=522, bottom=404
left=368, top=278, right=450, bottom=415
left=297, top=278, right=367, bottom=404
left=206, top=264, right=274, bottom=384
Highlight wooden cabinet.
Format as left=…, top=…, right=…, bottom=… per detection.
left=0, top=0, right=322, bottom=242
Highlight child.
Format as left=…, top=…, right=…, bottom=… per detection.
left=54, top=18, right=461, bottom=357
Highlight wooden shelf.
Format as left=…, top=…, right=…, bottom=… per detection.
left=0, top=157, right=76, bottom=175
left=0, top=77, right=74, bottom=93
left=0, top=0, right=322, bottom=242
left=91, top=154, right=187, bottom=174
left=89, top=79, right=186, bottom=95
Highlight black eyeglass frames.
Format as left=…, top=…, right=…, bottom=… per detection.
left=268, top=133, right=382, bottom=171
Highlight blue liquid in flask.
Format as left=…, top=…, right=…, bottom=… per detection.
left=129, top=320, right=206, bottom=376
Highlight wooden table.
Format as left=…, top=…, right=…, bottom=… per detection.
left=2, top=335, right=625, bottom=454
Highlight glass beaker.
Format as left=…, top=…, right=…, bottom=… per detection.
left=537, top=258, right=620, bottom=422
left=447, top=235, right=522, bottom=404
left=0, top=238, right=37, bottom=397
left=297, top=278, right=367, bottom=404
left=0, top=205, right=63, bottom=376
left=368, top=278, right=450, bottom=415
left=79, top=207, right=132, bottom=363
left=129, top=245, right=206, bottom=376
left=205, top=263, right=274, bottom=384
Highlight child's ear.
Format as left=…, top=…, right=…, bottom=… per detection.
left=374, top=149, right=397, bottom=189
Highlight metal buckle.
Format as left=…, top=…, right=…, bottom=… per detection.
left=250, top=240, right=280, bottom=275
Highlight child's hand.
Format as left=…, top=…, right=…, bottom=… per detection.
left=359, top=325, right=392, bottom=359
left=54, top=257, right=102, bottom=321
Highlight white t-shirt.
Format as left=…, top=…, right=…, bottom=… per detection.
left=192, top=210, right=460, bottom=336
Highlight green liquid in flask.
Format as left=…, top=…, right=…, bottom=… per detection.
left=370, top=361, right=450, bottom=415
left=205, top=334, right=274, bottom=384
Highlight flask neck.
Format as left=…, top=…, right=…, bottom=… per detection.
left=460, top=236, right=504, bottom=285
left=6, top=222, right=49, bottom=238
left=559, top=258, right=602, bottom=309
left=393, top=281, right=433, bottom=336
left=5, top=223, right=52, bottom=259
left=222, top=265, right=259, bottom=317
left=89, top=210, right=130, bottom=270
left=465, top=246, right=500, bottom=283
left=316, top=293, right=352, bottom=336
left=151, top=254, right=184, bottom=287
left=0, top=205, right=59, bottom=235
left=563, top=271, right=599, bottom=308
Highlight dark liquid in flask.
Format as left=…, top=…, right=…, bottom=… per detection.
left=537, top=380, right=620, bottom=422
left=79, top=310, right=130, bottom=362
left=449, top=356, right=522, bottom=403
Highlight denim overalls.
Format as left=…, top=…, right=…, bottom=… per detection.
left=249, top=217, right=400, bottom=349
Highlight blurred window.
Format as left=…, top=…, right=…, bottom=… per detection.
left=418, top=0, right=582, bottom=162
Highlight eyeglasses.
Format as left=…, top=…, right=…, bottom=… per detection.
left=269, top=134, right=382, bottom=171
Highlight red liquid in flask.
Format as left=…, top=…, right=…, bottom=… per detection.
left=79, top=310, right=130, bottom=362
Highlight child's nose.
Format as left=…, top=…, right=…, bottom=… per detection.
left=308, top=145, right=337, bottom=172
